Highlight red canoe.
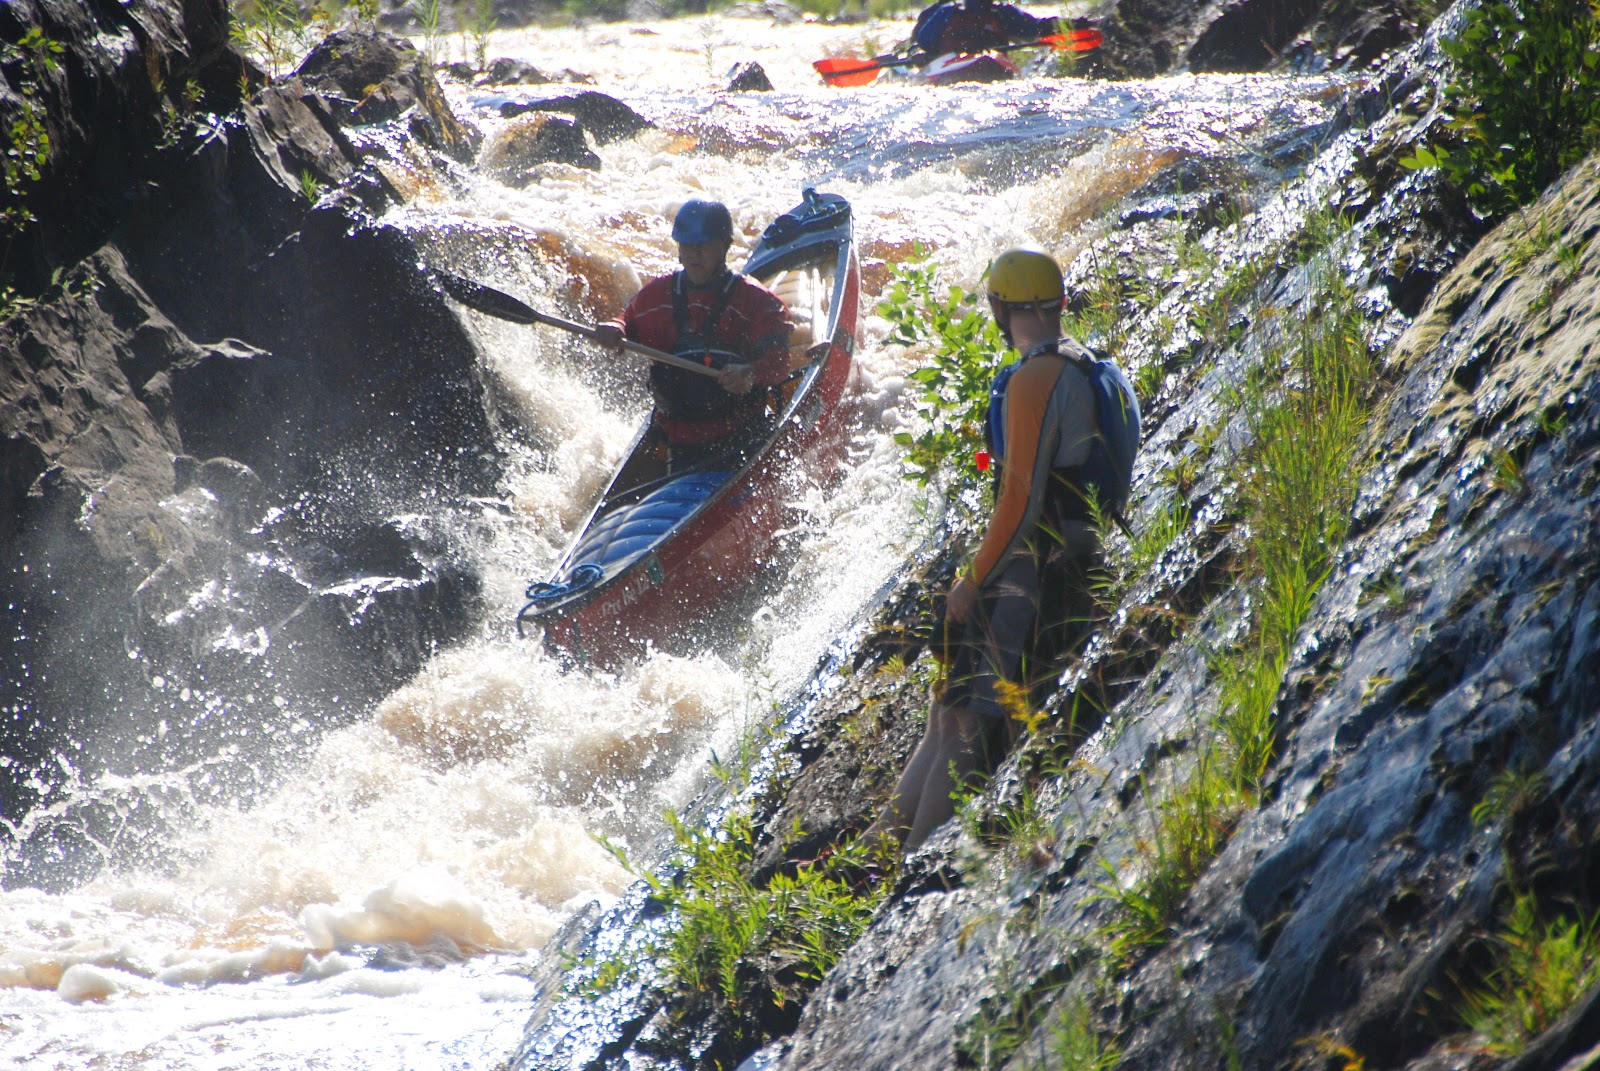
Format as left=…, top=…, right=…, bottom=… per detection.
left=516, top=190, right=861, bottom=668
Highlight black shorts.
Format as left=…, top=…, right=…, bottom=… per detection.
left=941, top=556, right=1041, bottom=722
left=940, top=551, right=1100, bottom=723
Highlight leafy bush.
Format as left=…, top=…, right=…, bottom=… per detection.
left=878, top=252, right=1007, bottom=493
left=1, top=28, right=60, bottom=241
left=1458, top=892, right=1600, bottom=1055
left=1404, top=0, right=1600, bottom=214
left=593, top=810, right=886, bottom=1051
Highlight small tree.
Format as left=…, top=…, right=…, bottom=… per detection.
left=1405, top=0, right=1600, bottom=215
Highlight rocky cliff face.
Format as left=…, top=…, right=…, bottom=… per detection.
left=0, top=1, right=499, bottom=883
left=758, top=138, right=1600, bottom=1071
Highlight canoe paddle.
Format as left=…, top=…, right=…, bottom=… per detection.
left=813, top=28, right=1104, bottom=87
left=433, top=270, right=723, bottom=379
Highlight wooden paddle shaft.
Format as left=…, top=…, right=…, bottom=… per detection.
left=434, top=269, right=727, bottom=380
left=522, top=306, right=724, bottom=379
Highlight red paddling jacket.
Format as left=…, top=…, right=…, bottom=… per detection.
left=614, top=269, right=791, bottom=445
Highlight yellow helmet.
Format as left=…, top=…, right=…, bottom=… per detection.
left=986, top=247, right=1064, bottom=306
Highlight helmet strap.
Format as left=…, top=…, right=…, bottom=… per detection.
left=989, top=296, right=1015, bottom=348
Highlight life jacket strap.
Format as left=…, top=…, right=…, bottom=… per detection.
left=672, top=269, right=740, bottom=363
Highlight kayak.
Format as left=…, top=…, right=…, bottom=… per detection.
left=814, top=29, right=1102, bottom=87
left=895, top=51, right=1021, bottom=85
left=516, top=189, right=861, bottom=667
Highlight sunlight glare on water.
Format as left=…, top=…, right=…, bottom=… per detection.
left=0, top=12, right=1355, bottom=1068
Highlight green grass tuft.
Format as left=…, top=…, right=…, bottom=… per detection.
left=1458, top=892, right=1600, bottom=1055
left=589, top=808, right=888, bottom=1046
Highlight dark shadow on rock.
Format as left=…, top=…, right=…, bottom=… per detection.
left=0, top=0, right=259, bottom=295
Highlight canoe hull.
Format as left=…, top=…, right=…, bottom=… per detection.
left=914, top=52, right=1020, bottom=85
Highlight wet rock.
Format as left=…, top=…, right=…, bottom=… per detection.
left=499, top=90, right=653, bottom=145
left=725, top=1, right=806, bottom=23
left=293, top=29, right=482, bottom=162
left=0, top=0, right=256, bottom=295
left=478, top=56, right=553, bottom=85
left=1185, top=0, right=1417, bottom=74
left=1100, top=0, right=1421, bottom=76
left=294, top=30, right=419, bottom=121
left=727, top=61, right=774, bottom=92
left=1186, top=0, right=1322, bottom=72
left=1, top=0, right=504, bottom=864
left=236, top=85, right=366, bottom=217
left=1088, top=0, right=1189, bottom=78
left=175, top=457, right=267, bottom=530
left=480, top=113, right=601, bottom=181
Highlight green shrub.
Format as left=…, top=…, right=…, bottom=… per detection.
left=1088, top=491, right=1190, bottom=613
left=1457, top=892, right=1600, bottom=1055
left=1, top=28, right=61, bottom=242
left=1095, top=751, right=1242, bottom=968
left=879, top=251, right=1008, bottom=495
left=1221, top=280, right=1374, bottom=794
left=1049, top=996, right=1123, bottom=1071
left=1404, top=0, right=1600, bottom=214
left=592, top=810, right=886, bottom=1047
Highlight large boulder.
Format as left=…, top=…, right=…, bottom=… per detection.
left=480, top=113, right=602, bottom=181
left=1096, top=0, right=1423, bottom=76
left=0, top=0, right=258, bottom=294
left=1, top=4, right=504, bottom=882
left=727, top=61, right=775, bottom=92
left=500, top=90, right=653, bottom=145
left=293, top=29, right=482, bottom=162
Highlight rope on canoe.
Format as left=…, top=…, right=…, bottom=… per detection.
left=522, top=562, right=604, bottom=607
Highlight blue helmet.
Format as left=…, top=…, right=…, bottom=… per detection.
left=672, top=199, right=734, bottom=244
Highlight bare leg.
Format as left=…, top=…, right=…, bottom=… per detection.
left=904, top=705, right=983, bottom=851
left=861, top=702, right=950, bottom=848
left=862, top=700, right=985, bottom=853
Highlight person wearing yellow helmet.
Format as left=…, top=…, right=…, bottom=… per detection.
left=985, top=244, right=1066, bottom=317
left=865, top=246, right=1139, bottom=854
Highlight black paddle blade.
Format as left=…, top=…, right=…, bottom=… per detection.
left=434, top=271, right=542, bottom=326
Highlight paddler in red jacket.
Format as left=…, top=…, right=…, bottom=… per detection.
left=594, top=199, right=792, bottom=472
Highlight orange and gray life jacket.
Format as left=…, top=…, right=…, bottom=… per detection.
left=985, top=337, right=1141, bottom=524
